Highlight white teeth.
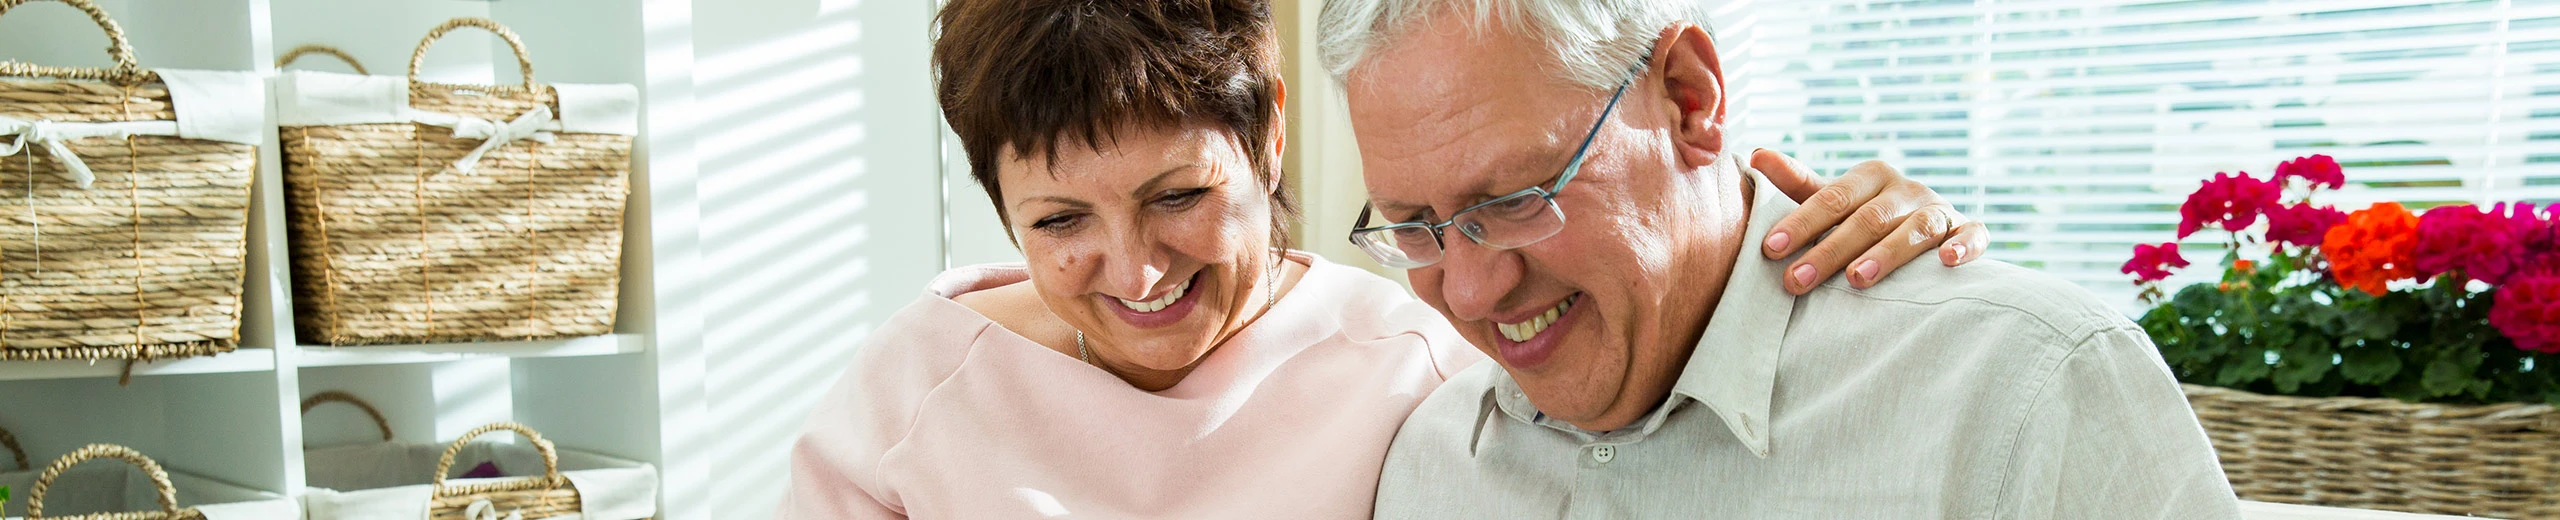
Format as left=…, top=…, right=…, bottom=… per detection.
left=1116, top=278, right=1191, bottom=313
left=1497, top=297, right=1575, bottom=343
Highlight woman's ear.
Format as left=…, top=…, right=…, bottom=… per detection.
left=1269, top=77, right=1289, bottom=194
left=1650, top=22, right=1726, bottom=169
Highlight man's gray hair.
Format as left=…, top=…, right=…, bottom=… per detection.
left=1318, top=0, right=1715, bottom=90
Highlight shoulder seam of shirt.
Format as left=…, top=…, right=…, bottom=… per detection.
left=873, top=318, right=998, bottom=509
left=1807, top=282, right=2117, bottom=345
left=1986, top=321, right=2143, bottom=515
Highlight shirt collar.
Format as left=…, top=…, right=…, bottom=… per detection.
left=1482, top=152, right=1800, bottom=457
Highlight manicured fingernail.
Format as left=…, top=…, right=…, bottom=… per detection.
left=1791, top=264, right=1815, bottom=287
left=1854, top=259, right=1879, bottom=284
left=1764, top=231, right=1791, bottom=253
left=1948, top=243, right=1969, bottom=263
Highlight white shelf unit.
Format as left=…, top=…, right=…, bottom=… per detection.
left=0, top=0, right=708, bottom=517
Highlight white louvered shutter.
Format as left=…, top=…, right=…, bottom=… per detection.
left=1711, top=0, right=2560, bottom=311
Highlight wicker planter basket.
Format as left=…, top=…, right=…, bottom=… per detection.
left=0, top=0, right=259, bottom=362
left=2185, top=383, right=2560, bottom=517
left=279, top=17, right=634, bottom=346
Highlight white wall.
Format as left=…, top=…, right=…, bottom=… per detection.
left=269, top=0, right=496, bottom=83
left=689, top=0, right=945, bottom=516
left=1275, top=0, right=1401, bottom=283
left=942, top=124, right=1018, bottom=267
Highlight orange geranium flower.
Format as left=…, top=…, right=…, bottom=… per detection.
left=2322, top=202, right=2421, bottom=296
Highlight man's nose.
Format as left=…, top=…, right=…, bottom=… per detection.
left=1433, top=234, right=1522, bottom=323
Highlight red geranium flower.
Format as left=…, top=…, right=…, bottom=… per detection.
left=2177, top=172, right=2283, bottom=238
left=2323, top=202, right=2421, bottom=296
left=2276, top=154, right=2346, bottom=191
left=2123, top=242, right=2190, bottom=284
left=2263, top=203, right=2347, bottom=248
left=2412, top=203, right=2538, bottom=285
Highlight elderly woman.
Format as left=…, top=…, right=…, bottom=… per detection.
left=777, top=0, right=1986, bottom=517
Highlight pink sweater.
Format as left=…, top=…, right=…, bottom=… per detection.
left=777, top=252, right=1482, bottom=519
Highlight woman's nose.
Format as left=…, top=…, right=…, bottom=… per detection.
left=1098, top=227, right=1171, bottom=300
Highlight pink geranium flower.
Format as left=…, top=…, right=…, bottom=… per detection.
left=2276, top=154, right=2346, bottom=190
left=2264, top=203, right=2347, bottom=248
left=2177, top=172, right=2283, bottom=238
left=2412, top=203, right=2538, bottom=285
left=2123, top=242, right=2190, bottom=284
left=2494, top=263, right=2560, bottom=354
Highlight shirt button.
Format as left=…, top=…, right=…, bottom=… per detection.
left=1590, top=445, right=1615, bottom=464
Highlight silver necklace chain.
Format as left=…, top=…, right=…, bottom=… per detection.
left=1078, top=252, right=1284, bottom=369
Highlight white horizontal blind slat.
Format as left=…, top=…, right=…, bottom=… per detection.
left=1718, top=0, right=2560, bottom=312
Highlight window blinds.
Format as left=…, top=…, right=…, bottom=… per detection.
left=1712, top=0, right=2560, bottom=310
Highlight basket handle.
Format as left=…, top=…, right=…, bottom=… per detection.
left=409, top=17, right=536, bottom=89
left=0, top=0, right=148, bottom=85
left=431, top=422, right=567, bottom=498
left=28, top=444, right=193, bottom=519
left=300, top=390, right=394, bottom=442
left=276, top=44, right=369, bottom=75
left=0, top=423, right=28, bottom=471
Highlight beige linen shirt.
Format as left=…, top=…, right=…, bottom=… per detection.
left=1371, top=161, right=2241, bottom=519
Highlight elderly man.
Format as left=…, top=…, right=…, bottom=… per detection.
left=1320, top=1, right=2243, bottom=518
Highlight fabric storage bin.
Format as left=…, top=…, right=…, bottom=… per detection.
left=275, top=17, right=637, bottom=346
left=0, top=0, right=262, bottom=362
left=300, top=418, right=655, bottom=519
left=1, top=444, right=295, bottom=519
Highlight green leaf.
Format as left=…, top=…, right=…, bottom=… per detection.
left=2383, top=376, right=2430, bottom=402
left=2340, top=345, right=2402, bottom=385
left=2216, top=346, right=2274, bottom=385
left=2422, top=352, right=2489, bottom=399
left=2271, top=336, right=2335, bottom=393
left=2171, top=284, right=2220, bottom=317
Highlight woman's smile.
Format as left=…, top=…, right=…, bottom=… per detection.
left=1105, top=270, right=1203, bottom=328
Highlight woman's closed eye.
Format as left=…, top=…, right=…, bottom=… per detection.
left=1031, top=212, right=1088, bottom=235
left=1153, top=188, right=1211, bottom=211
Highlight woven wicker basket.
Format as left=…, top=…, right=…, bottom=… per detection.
left=275, top=44, right=369, bottom=75
left=301, top=398, right=656, bottom=519
left=302, top=390, right=394, bottom=443
left=26, top=444, right=204, bottom=520
left=2185, top=384, right=2560, bottom=517
left=427, top=422, right=582, bottom=520
left=281, top=17, right=629, bottom=345
left=0, top=0, right=255, bottom=361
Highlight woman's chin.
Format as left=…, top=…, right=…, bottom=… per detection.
left=1115, top=337, right=1219, bottom=372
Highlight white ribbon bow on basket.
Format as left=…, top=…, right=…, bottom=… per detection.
left=463, top=499, right=524, bottom=520
left=0, top=115, right=176, bottom=189
left=458, top=497, right=581, bottom=520
left=445, top=105, right=559, bottom=175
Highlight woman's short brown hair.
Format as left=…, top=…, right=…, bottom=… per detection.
left=934, top=0, right=1296, bottom=246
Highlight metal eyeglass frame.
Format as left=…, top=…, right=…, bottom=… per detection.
left=1346, top=80, right=1631, bottom=269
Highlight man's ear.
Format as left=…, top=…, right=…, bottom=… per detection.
left=1650, top=23, right=1725, bottom=169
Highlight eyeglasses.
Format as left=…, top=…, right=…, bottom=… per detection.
left=1346, top=82, right=1629, bottom=269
